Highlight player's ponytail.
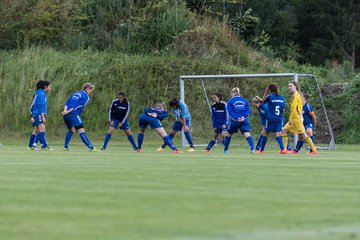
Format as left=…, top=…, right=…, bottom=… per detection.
left=230, top=87, right=240, bottom=97
left=301, top=92, right=309, bottom=101
left=268, top=83, right=279, bottom=94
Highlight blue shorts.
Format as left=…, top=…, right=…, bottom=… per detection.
left=111, top=120, right=130, bottom=130
left=139, top=114, right=163, bottom=129
left=32, top=115, right=44, bottom=127
left=214, top=125, right=227, bottom=134
left=227, top=119, right=251, bottom=134
left=64, top=114, right=83, bottom=129
left=172, top=119, right=191, bottom=131
left=265, top=120, right=282, bottom=133
left=304, top=122, right=314, bottom=130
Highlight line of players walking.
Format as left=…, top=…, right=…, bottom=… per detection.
left=28, top=80, right=317, bottom=154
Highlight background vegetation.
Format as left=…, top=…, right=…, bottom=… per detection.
left=0, top=0, right=359, bottom=143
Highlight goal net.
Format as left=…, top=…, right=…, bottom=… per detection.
left=179, top=73, right=336, bottom=150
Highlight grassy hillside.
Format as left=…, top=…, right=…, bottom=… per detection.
left=0, top=20, right=287, bottom=140
left=0, top=18, right=358, bottom=144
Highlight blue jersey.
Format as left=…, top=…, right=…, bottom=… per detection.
left=227, top=96, right=251, bottom=121
left=173, top=100, right=191, bottom=121
left=303, top=102, right=314, bottom=125
left=258, top=103, right=268, bottom=126
left=263, top=94, right=285, bottom=123
left=64, top=90, right=90, bottom=115
left=143, top=108, right=169, bottom=121
left=30, top=89, right=47, bottom=116
left=211, top=101, right=228, bottom=127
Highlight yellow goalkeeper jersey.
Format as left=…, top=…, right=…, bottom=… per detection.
left=289, top=91, right=303, bottom=122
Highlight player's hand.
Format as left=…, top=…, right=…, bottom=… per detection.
left=110, top=121, right=114, bottom=127
left=30, top=117, right=35, bottom=123
left=118, top=123, right=122, bottom=128
left=42, top=117, right=46, bottom=124
left=183, top=125, right=190, bottom=131
left=61, top=111, right=68, bottom=116
left=222, top=124, right=226, bottom=129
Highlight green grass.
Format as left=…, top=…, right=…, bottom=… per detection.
left=0, top=143, right=360, bottom=240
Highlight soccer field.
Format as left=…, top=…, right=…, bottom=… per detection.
left=0, top=144, right=359, bottom=240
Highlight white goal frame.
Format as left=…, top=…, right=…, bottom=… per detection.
left=179, top=73, right=336, bottom=150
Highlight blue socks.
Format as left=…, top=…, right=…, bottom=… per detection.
left=276, top=136, right=284, bottom=151
left=64, top=131, right=73, bottom=149
left=310, top=136, right=315, bottom=144
left=260, top=136, right=268, bottom=151
left=161, top=133, right=174, bottom=149
left=295, top=140, right=304, bottom=152
left=184, top=131, right=194, bottom=148
left=246, top=136, right=254, bottom=151
left=137, top=132, right=144, bottom=149
left=127, top=134, right=137, bottom=150
left=255, top=135, right=264, bottom=151
left=80, top=132, right=94, bottom=150
left=224, top=136, right=231, bottom=151
left=37, top=132, right=47, bottom=148
left=163, top=135, right=177, bottom=150
left=102, top=133, right=112, bottom=149
left=28, top=133, right=37, bottom=148
left=206, top=139, right=216, bottom=150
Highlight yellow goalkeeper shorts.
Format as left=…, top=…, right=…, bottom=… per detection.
left=283, top=119, right=305, bottom=134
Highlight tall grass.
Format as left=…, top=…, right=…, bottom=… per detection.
left=0, top=47, right=286, bottom=140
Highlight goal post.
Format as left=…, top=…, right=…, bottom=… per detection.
left=179, top=73, right=336, bottom=150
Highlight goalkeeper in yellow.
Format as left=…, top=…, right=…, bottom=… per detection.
left=281, top=81, right=318, bottom=154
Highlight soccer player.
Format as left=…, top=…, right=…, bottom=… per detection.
left=101, top=92, right=137, bottom=151
left=251, top=96, right=268, bottom=153
left=156, top=98, right=195, bottom=152
left=223, top=87, right=255, bottom=154
left=137, top=102, right=182, bottom=153
left=292, top=92, right=317, bottom=153
left=203, top=93, right=228, bottom=152
left=61, top=83, right=96, bottom=151
left=28, top=80, right=52, bottom=150
left=259, top=83, right=287, bottom=154
left=281, top=81, right=317, bottom=154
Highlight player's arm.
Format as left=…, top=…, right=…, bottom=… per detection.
left=262, top=87, right=270, bottom=103
left=38, top=93, right=47, bottom=123
left=309, top=111, right=317, bottom=129
left=227, top=100, right=238, bottom=121
left=179, top=117, right=189, bottom=131
left=223, top=103, right=229, bottom=128
left=121, top=102, right=130, bottom=125
left=211, top=106, right=216, bottom=128
left=156, top=110, right=169, bottom=120
left=61, top=97, right=74, bottom=115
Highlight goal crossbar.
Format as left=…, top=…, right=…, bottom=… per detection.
left=179, top=73, right=336, bottom=150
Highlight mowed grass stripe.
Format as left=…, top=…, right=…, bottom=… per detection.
left=0, top=144, right=359, bottom=240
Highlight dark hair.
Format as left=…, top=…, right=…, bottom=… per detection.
left=212, top=92, right=222, bottom=101
left=118, top=92, right=127, bottom=102
left=268, top=83, right=279, bottom=94
left=301, top=92, right=309, bottom=100
left=36, top=80, right=51, bottom=90
left=169, top=98, right=179, bottom=108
